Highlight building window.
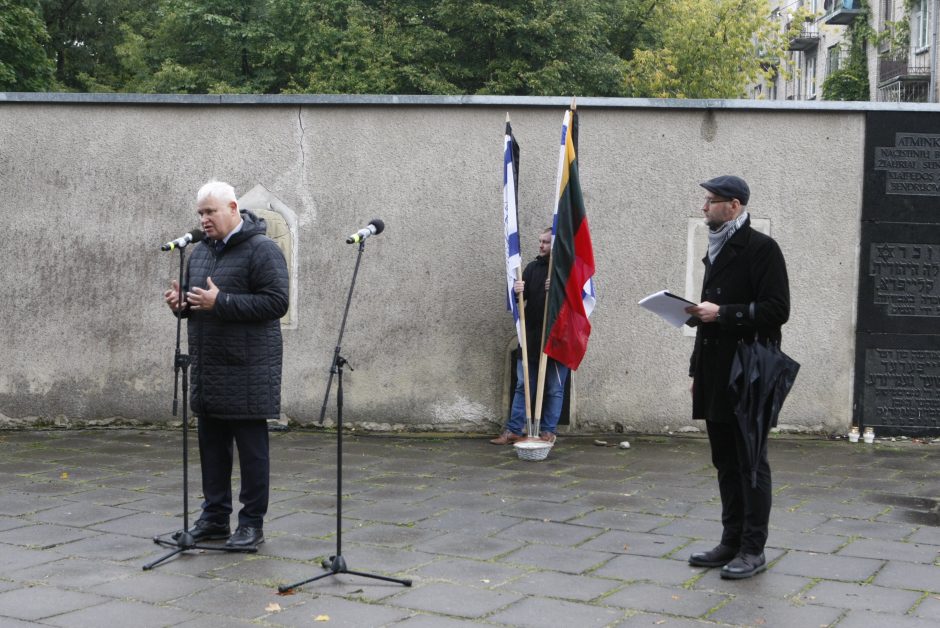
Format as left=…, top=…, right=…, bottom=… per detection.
left=806, top=54, right=817, bottom=98
left=914, top=0, right=929, bottom=50
left=879, top=0, right=894, bottom=53
left=828, top=44, right=841, bottom=73
left=882, top=0, right=894, bottom=26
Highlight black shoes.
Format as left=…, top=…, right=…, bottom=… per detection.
left=172, top=519, right=231, bottom=543
left=691, top=545, right=767, bottom=579
left=688, top=544, right=738, bottom=568
left=721, top=552, right=767, bottom=579
left=226, top=526, right=264, bottom=550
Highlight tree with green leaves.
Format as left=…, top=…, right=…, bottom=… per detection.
left=622, top=0, right=785, bottom=99
left=40, top=0, right=138, bottom=91
left=0, top=0, right=57, bottom=91
left=16, top=0, right=789, bottom=98
left=106, top=0, right=284, bottom=93
left=431, top=0, right=628, bottom=96
left=821, top=17, right=870, bottom=101
left=263, top=0, right=632, bottom=96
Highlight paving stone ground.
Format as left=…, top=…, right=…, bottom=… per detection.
left=0, top=429, right=939, bottom=627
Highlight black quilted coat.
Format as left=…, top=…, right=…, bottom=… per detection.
left=688, top=218, right=790, bottom=424
left=183, top=210, right=289, bottom=420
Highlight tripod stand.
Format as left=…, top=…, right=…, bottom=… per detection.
left=279, top=239, right=411, bottom=592
left=144, top=245, right=256, bottom=571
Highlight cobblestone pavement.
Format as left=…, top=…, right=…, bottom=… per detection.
left=1, top=429, right=939, bottom=627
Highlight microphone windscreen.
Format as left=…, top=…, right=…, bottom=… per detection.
left=370, top=218, right=385, bottom=235
left=190, top=229, right=206, bottom=243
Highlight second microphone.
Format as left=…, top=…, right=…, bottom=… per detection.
left=346, top=218, right=385, bottom=244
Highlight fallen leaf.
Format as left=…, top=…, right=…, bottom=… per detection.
left=60, top=472, right=69, bottom=480
left=265, top=603, right=282, bottom=612
left=671, top=595, right=680, bottom=600
left=315, top=615, right=330, bottom=622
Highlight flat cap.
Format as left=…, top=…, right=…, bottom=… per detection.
left=700, top=175, right=749, bottom=206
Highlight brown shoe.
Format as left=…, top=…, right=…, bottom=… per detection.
left=539, top=431, right=557, bottom=443
left=490, top=431, right=525, bottom=445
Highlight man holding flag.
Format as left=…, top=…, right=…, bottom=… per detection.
left=491, top=228, right=568, bottom=444
left=492, top=104, right=596, bottom=445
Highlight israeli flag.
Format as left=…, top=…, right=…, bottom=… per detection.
left=503, top=121, right=523, bottom=342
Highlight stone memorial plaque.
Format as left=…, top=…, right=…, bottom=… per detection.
left=863, top=111, right=940, bottom=223
left=857, top=112, right=940, bottom=434
left=858, top=222, right=940, bottom=334
left=854, top=334, right=940, bottom=435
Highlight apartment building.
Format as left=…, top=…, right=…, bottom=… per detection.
left=754, top=0, right=939, bottom=102
left=753, top=0, right=855, bottom=100
left=874, top=0, right=936, bottom=102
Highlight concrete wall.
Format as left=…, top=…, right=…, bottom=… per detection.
left=2, top=94, right=930, bottom=434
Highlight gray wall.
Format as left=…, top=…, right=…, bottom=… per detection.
left=1, top=94, right=931, bottom=433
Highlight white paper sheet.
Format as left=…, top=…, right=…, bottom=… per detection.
left=638, top=290, right=698, bottom=328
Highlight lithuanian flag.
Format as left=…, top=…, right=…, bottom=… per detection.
left=542, top=106, right=596, bottom=371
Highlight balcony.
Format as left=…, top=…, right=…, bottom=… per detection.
left=878, top=58, right=931, bottom=102
left=788, top=23, right=820, bottom=51
left=879, top=58, right=931, bottom=84
left=758, top=49, right=780, bottom=71
left=824, top=0, right=862, bottom=25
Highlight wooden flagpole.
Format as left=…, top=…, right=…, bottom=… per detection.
left=534, top=97, right=576, bottom=437
left=515, top=266, right=533, bottom=437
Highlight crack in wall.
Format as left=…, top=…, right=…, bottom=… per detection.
left=297, top=106, right=307, bottom=173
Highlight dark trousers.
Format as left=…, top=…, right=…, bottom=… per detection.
left=196, top=417, right=270, bottom=528
left=706, top=420, right=772, bottom=554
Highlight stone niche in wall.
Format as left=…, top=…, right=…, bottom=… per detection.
left=238, top=184, right=299, bottom=329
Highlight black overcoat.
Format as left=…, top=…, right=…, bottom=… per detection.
left=183, top=210, right=290, bottom=420
left=688, top=217, right=790, bottom=423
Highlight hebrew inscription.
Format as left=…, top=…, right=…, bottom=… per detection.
left=864, top=349, right=940, bottom=427
left=870, top=242, right=940, bottom=317
left=874, top=133, right=940, bottom=196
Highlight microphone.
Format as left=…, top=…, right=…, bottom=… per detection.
left=346, top=218, right=385, bottom=244
left=161, top=229, right=205, bottom=251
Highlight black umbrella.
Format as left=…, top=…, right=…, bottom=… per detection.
left=728, top=339, right=800, bottom=487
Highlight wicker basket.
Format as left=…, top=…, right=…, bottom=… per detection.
left=513, top=439, right=553, bottom=461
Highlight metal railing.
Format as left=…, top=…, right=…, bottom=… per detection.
left=787, top=23, right=820, bottom=50
left=879, top=58, right=931, bottom=84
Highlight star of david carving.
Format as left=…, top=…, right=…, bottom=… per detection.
left=877, top=244, right=895, bottom=263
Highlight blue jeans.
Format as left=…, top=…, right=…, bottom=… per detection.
left=507, top=357, right=569, bottom=435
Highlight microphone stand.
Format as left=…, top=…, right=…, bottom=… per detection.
left=144, top=244, right=256, bottom=570
left=279, top=238, right=411, bottom=592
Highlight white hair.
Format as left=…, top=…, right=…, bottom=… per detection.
left=197, top=180, right=237, bottom=206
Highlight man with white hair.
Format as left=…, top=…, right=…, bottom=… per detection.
left=164, top=180, right=289, bottom=550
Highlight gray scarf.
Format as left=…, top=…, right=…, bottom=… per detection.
left=707, top=211, right=749, bottom=263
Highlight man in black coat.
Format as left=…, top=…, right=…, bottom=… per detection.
left=684, top=175, right=790, bottom=580
left=490, top=227, right=570, bottom=444
left=164, top=180, right=289, bottom=549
